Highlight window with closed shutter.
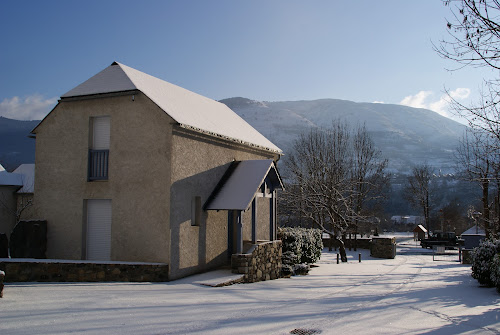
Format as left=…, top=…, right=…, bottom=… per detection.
left=86, top=199, right=112, bottom=261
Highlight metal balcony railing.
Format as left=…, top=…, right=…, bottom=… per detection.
left=88, top=149, right=109, bottom=181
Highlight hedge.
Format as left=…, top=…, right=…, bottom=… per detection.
left=471, top=238, right=500, bottom=290
left=278, top=227, right=323, bottom=276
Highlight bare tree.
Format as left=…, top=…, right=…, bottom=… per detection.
left=0, top=175, right=33, bottom=225
left=437, top=0, right=500, bottom=145
left=282, top=121, right=388, bottom=261
left=436, top=0, right=500, bottom=238
left=351, top=124, right=390, bottom=232
left=405, top=164, right=433, bottom=237
left=455, top=128, right=500, bottom=236
left=437, top=0, right=500, bottom=70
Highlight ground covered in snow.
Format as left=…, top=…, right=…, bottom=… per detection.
left=1, top=234, right=499, bottom=334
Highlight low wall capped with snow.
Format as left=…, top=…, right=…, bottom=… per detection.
left=0, top=259, right=169, bottom=282
left=231, top=240, right=281, bottom=283
left=370, top=237, right=396, bottom=259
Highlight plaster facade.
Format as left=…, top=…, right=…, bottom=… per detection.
left=33, top=91, right=281, bottom=280
left=33, top=92, right=173, bottom=264
left=169, top=128, right=278, bottom=279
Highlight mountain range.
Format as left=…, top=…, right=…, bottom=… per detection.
left=0, top=117, right=38, bottom=171
left=220, top=97, right=466, bottom=173
left=0, top=98, right=466, bottom=173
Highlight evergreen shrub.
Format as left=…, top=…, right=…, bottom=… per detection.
left=471, top=238, right=500, bottom=287
left=278, top=227, right=323, bottom=276
left=491, top=254, right=500, bottom=293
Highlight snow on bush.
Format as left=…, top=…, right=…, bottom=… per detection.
left=490, top=254, right=500, bottom=293
left=278, top=227, right=323, bottom=276
left=471, top=238, right=500, bottom=287
left=293, top=263, right=310, bottom=275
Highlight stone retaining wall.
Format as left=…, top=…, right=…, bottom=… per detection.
left=0, top=259, right=169, bottom=282
left=370, top=237, right=396, bottom=259
left=231, top=240, right=281, bottom=283
left=461, top=249, right=472, bottom=264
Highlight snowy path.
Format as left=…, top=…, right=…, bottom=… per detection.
left=1, top=238, right=499, bottom=335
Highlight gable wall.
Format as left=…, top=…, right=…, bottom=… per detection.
left=169, top=128, right=279, bottom=279
left=33, top=93, right=173, bottom=263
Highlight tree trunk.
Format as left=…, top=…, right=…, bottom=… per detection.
left=425, top=191, right=430, bottom=238
left=337, top=237, right=348, bottom=262
left=329, top=234, right=347, bottom=262
left=482, top=178, right=490, bottom=238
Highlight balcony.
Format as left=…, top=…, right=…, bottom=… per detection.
left=88, top=149, right=109, bottom=181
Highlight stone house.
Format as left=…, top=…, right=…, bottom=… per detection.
left=31, top=62, right=283, bottom=280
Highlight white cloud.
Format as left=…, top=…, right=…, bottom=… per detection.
left=400, top=91, right=433, bottom=109
left=449, top=87, right=471, bottom=100
left=0, top=94, right=57, bottom=120
left=372, top=101, right=385, bottom=104
left=400, top=88, right=471, bottom=119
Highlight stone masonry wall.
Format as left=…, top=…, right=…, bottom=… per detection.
left=370, top=237, right=396, bottom=259
left=231, top=240, right=281, bottom=283
left=0, top=260, right=168, bottom=282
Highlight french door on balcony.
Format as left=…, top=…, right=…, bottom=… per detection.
left=88, top=116, right=110, bottom=181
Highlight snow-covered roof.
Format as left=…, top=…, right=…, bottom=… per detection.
left=0, top=164, right=35, bottom=192
left=61, top=62, right=282, bottom=154
left=0, top=171, right=23, bottom=188
left=13, top=164, right=35, bottom=193
left=205, top=160, right=283, bottom=211
left=413, top=224, right=427, bottom=233
left=461, top=226, right=486, bottom=236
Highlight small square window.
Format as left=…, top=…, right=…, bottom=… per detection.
left=191, top=196, right=201, bottom=226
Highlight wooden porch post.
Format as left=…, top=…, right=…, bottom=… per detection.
left=236, top=211, right=243, bottom=254
left=251, top=198, right=257, bottom=244
left=270, top=190, right=276, bottom=241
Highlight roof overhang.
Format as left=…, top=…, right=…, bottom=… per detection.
left=204, top=160, right=283, bottom=211
left=0, top=171, right=23, bottom=189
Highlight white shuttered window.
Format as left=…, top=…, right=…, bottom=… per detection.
left=92, top=116, right=110, bottom=149
left=86, top=199, right=112, bottom=261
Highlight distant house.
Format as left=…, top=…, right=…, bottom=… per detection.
left=460, top=226, right=486, bottom=249
left=391, top=215, right=424, bottom=225
left=0, top=164, right=35, bottom=237
left=31, top=62, right=283, bottom=280
left=413, top=224, right=427, bottom=241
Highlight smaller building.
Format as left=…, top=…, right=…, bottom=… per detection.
left=460, top=226, right=486, bottom=249
left=0, top=164, right=35, bottom=238
left=413, top=224, right=427, bottom=241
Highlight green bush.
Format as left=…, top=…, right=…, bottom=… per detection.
left=491, top=254, right=500, bottom=293
left=278, top=227, right=323, bottom=276
left=300, top=228, right=323, bottom=264
left=471, top=239, right=500, bottom=286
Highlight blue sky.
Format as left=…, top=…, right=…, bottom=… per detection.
left=0, top=1, right=495, bottom=121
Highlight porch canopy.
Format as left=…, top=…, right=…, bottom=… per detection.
left=204, top=159, right=283, bottom=254
left=205, top=160, right=283, bottom=211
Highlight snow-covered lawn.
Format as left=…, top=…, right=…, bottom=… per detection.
left=1, top=235, right=499, bottom=335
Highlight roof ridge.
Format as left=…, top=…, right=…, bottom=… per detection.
left=59, top=62, right=282, bottom=154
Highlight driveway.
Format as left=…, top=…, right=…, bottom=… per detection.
left=1, top=235, right=499, bottom=334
